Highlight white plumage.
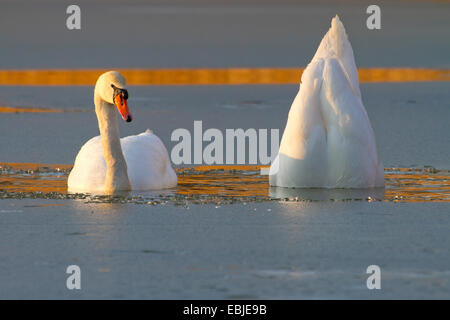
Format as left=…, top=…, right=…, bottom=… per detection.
left=68, top=130, right=177, bottom=193
left=67, top=71, right=177, bottom=194
left=269, top=16, right=384, bottom=188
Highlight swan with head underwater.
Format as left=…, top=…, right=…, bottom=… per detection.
left=68, top=71, right=177, bottom=194
left=269, top=16, right=384, bottom=188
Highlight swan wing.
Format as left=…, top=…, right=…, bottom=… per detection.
left=270, top=59, right=328, bottom=187
left=121, top=130, right=177, bottom=190
left=67, top=136, right=106, bottom=192
left=320, top=58, right=383, bottom=187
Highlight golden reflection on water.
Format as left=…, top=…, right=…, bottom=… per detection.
left=0, top=163, right=71, bottom=194
left=0, top=106, right=66, bottom=113
left=0, top=68, right=449, bottom=86
left=177, top=166, right=268, bottom=197
left=1, top=163, right=450, bottom=203
left=384, top=168, right=450, bottom=203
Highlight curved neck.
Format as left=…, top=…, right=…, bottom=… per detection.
left=94, top=95, right=131, bottom=193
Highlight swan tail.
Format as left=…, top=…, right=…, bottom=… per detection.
left=311, top=15, right=361, bottom=98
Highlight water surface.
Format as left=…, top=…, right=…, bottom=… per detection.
left=1, top=82, right=449, bottom=168
left=1, top=0, right=449, bottom=300
left=1, top=164, right=450, bottom=204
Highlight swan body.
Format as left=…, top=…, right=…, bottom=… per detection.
left=68, top=71, right=177, bottom=194
left=68, top=130, right=177, bottom=193
left=269, top=16, right=384, bottom=188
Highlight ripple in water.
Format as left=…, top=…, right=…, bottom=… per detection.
left=1, top=163, right=449, bottom=205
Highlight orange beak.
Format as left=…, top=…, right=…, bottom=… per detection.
left=114, top=94, right=132, bottom=122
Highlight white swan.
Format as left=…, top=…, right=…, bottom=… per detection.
left=269, top=16, right=384, bottom=188
left=68, top=71, right=177, bottom=194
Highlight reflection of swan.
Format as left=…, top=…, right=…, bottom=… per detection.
left=68, top=71, right=177, bottom=194
left=269, top=186, right=385, bottom=202
left=270, top=16, right=384, bottom=188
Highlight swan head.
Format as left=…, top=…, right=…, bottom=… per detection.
left=95, top=71, right=132, bottom=122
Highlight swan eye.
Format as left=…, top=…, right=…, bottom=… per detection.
left=111, top=84, right=129, bottom=102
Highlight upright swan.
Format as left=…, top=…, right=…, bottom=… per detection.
left=68, top=71, right=177, bottom=194
left=269, top=16, right=384, bottom=188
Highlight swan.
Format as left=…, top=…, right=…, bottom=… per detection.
left=269, top=16, right=384, bottom=188
left=68, top=71, right=177, bottom=194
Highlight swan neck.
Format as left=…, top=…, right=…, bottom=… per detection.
left=94, top=95, right=131, bottom=193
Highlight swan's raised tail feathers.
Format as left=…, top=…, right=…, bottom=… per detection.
left=310, top=15, right=361, bottom=98
left=330, top=15, right=346, bottom=59
left=312, top=15, right=347, bottom=60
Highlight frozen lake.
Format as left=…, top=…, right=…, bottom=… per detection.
left=0, top=0, right=449, bottom=299
left=0, top=82, right=449, bottom=169
left=0, top=198, right=449, bottom=299
left=1, top=0, right=450, bottom=69
left=1, top=81, right=449, bottom=299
